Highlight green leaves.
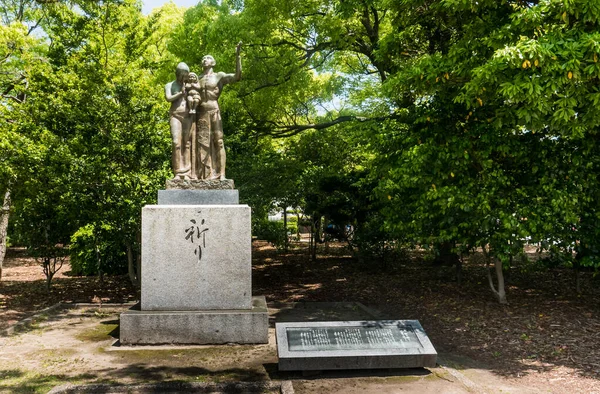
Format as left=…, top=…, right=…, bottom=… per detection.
left=365, top=0, right=600, bottom=274
left=2, top=0, right=599, bottom=285
left=1, top=0, right=176, bottom=274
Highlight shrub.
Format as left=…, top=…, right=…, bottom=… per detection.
left=70, top=223, right=127, bottom=276
left=350, top=213, right=403, bottom=269
left=253, top=219, right=286, bottom=250
left=286, top=215, right=298, bottom=235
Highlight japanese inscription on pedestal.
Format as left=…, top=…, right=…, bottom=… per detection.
left=184, top=210, right=209, bottom=262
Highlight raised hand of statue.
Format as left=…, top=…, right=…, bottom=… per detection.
left=236, top=41, right=242, bottom=57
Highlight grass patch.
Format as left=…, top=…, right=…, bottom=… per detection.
left=115, top=347, right=231, bottom=363
left=386, top=374, right=426, bottom=383
left=74, top=322, right=118, bottom=342
left=0, top=371, right=73, bottom=394
left=34, top=348, right=80, bottom=370
left=9, top=314, right=51, bottom=336
left=0, top=369, right=118, bottom=393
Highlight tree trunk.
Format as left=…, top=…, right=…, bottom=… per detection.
left=315, top=215, right=323, bottom=243
left=127, top=243, right=137, bottom=286
left=44, top=256, right=64, bottom=292
left=311, top=215, right=319, bottom=261
left=43, top=257, right=54, bottom=292
left=433, top=241, right=460, bottom=266
left=574, top=257, right=581, bottom=294
left=94, top=240, right=103, bottom=285
left=494, top=257, right=507, bottom=304
left=46, top=273, right=53, bottom=291
left=456, top=256, right=463, bottom=285
left=433, top=241, right=461, bottom=284
left=308, top=221, right=313, bottom=258
left=283, top=208, right=288, bottom=253
left=483, top=247, right=508, bottom=304
left=0, top=189, right=11, bottom=282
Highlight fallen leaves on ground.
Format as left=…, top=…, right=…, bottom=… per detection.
left=1, top=242, right=599, bottom=393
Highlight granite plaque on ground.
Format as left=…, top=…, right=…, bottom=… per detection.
left=276, top=320, right=437, bottom=371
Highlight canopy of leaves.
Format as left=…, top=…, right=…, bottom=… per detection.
left=1, top=0, right=598, bottom=296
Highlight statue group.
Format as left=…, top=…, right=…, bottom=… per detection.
left=165, top=42, right=242, bottom=180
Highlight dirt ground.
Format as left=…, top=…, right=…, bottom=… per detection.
left=0, top=304, right=546, bottom=394
left=1, top=242, right=600, bottom=393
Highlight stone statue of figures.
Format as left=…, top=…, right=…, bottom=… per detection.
left=195, top=42, right=242, bottom=180
left=165, top=62, right=193, bottom=179
left=185, top=72, right=202, bottom=114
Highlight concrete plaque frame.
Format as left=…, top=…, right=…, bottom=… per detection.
left=276, top=320, right=437, bottom=371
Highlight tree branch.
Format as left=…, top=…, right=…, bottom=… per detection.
left=27, top=16, right=44, bottom=35
left=256, top=114, right=404, bottom=138
left=238, top=45, right=333, bottom=98
left=2, top=94, right=23, bottom=103
left=238, top=73, right=294, bottom=97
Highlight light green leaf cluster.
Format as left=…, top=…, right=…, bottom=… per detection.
left=2, top=0, right=177, bottom=272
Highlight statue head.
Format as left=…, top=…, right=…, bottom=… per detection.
left=201, top=55, right=216, bottom=68
left=186, top=72, right=199, bottom=83
left=175, top=62, right=190, bottom=81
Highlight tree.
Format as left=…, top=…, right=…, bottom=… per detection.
left=371, top=0, right=600, bottom=302
left=0, top=0, right=48, bottom=281
left=458, top=0, right=600, bottom=273
left=168, top=0, right=399, bottom=139
left=5, top=0, right=182, bottom=284
left=38, top=0, right=178, bottom=280
left=12, top=132, right=72, bottom=290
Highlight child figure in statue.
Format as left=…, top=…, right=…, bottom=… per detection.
left=185, top=72, right=202, bottom=114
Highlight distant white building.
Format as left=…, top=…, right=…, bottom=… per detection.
left=268, top=211, right=283, bottom=221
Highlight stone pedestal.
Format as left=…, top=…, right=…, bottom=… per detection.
left=141, top=205, right=252, bottom=310
left=158, top=189, right=239, bottom=205
left=121, top=297, right=268, bottom=345
left=120, top=184, right=268, bottom=345
left=165, top=179, right=235, bottom=190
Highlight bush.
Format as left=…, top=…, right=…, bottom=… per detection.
left=70, top=223, right=127, bottom=276
left=253, top=219, right=286, bottom=250
left=286, top=215, right=299, bottom=234
left=350, top=213, right=403, bottom=269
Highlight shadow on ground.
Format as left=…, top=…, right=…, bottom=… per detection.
left=252, top=241, right=600, bottom=387
left=263, top=362, right=431, bottom=381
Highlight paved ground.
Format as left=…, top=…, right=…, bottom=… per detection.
left=0, top=302, right=553, bottom=393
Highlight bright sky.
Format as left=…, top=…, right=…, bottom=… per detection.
left=142, top=0, right=198, bottom=15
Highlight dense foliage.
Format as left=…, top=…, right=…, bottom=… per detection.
left=1, top=0, right=598, bottom=300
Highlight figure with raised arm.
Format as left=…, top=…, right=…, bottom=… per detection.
left=195, top=42, right=242, bottom=180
